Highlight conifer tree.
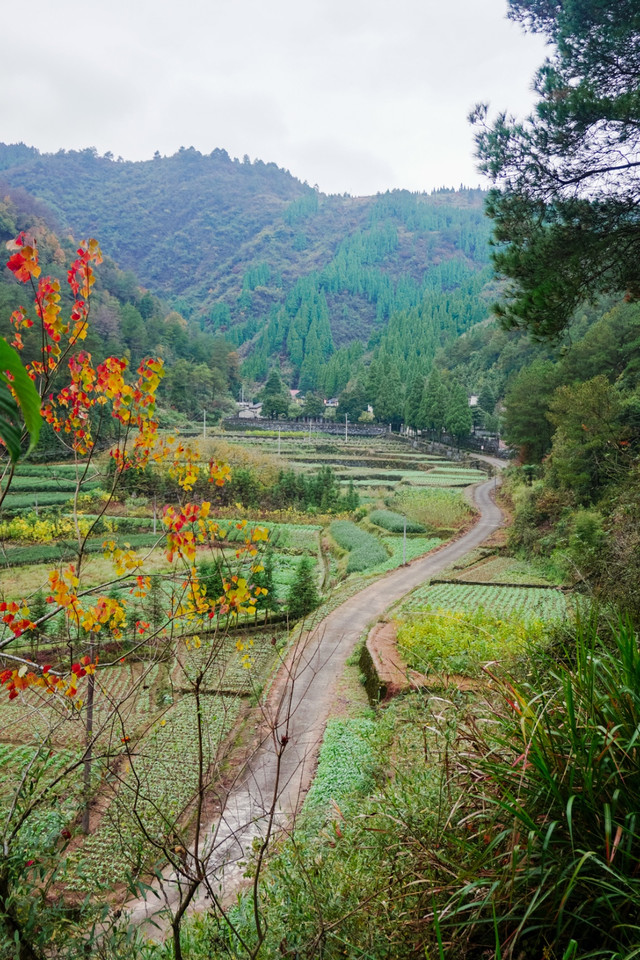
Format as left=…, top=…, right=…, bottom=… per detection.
left=419, top=366, right=447, bottom=435
left=343, top=479, right=360, bottom=512
left=254, top=546, right=278, bottom=614
left=405, top=374, right=425, bottom=431
left=446, top=382, right=473, bottom=441
left=287, top=555, right=320, bottom=620
left=374, top=362, right=404, bottom=429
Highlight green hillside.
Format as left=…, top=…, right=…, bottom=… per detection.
left=0, top=145, right=493, bottom=393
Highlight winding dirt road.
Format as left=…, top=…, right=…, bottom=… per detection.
left=126, top=470, right=504, bottom=930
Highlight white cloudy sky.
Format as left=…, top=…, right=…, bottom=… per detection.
left=0, top=0, right=547, bottom=196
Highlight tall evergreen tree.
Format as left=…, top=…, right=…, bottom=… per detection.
left=419, top=366, right=447, bottom=434
left=374, top=362, right=404, bottom=429
left=254, top=546, right=278, bottom=614
left=287, top=556, right=320, bottom=620
left=446, top=382, right=473, bottom=441
left=405, top=374, right=425, bottom=431
left=472, top=0, right=640, bottom=338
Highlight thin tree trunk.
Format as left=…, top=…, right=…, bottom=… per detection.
left=81, top=642, right=95, bottom=835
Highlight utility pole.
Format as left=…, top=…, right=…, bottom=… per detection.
left=203, top=409, right=206, bottom=439
left=278, top=427, right=281, bottom=456
left=403, top=515, right=407, bottom=566
left=345, top=414, right=348, bottom=443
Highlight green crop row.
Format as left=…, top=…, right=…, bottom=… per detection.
left=402, top=582, right=568, bottom=622
left=14, top=463, right=94, bottom=479
left=303, top=717, right=378, bottom=815
left=397, top=606, right=548, bottom=678
left=329, top=521, right=388, bottom=573
left=369, top=510, right=425, bottom=534
left=404, top=476, right=474, bottom=488
left=171, top=632, right=279, bottom=695
left=372, top=536, right=441, bottom=573
left=67, top=692, right=240, bottom=893
left=390, top=487, right=472, bottom=532
left=1, top=532, right=164, bottom=568
left=1, top=492, right=77, bottom=513
left=0, top=663, right=163, bottom=750
left=6, top=477, right=102, bottom=493
left=454, top=555, right=556, bottom=586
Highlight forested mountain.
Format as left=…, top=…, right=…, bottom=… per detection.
left=0, top=144, right=493, bottom=396
left=0, top=194, right=240, bottom=424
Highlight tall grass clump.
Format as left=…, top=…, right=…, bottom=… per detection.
left=446, top=617, right=640, bottom=959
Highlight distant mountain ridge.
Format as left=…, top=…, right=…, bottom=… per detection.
left=0, top=143, right=493, bottom=393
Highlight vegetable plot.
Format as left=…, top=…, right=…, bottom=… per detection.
left=402, top=582, right=568, bottom=622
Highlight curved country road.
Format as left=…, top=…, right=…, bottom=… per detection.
left=126, top=469, right=504, bottom=931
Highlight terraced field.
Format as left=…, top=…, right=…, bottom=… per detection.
left=401, top=581, right=568, bottom=622
left=0, top=435, right=502, bottom=913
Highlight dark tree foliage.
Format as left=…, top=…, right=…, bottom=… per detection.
left=270, top=465, right=358, bottom=513
left=286, top=555, right=319, bottom=621
left=405, top=375, right=425, bottom=431
left=445, top=382, right=473, bottom=441
left=472, top=0, right=640, bottom=338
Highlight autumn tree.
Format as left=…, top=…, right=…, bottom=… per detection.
left=0, top=232, right=270, bottom=958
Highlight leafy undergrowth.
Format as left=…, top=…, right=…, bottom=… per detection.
left=176, top=691, right=460, bottom=959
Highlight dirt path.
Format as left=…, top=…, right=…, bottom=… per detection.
left=125, top=471, right=505, bottom=931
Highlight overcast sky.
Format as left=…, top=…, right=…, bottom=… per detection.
left=1, top=0, right=548, bottom=196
